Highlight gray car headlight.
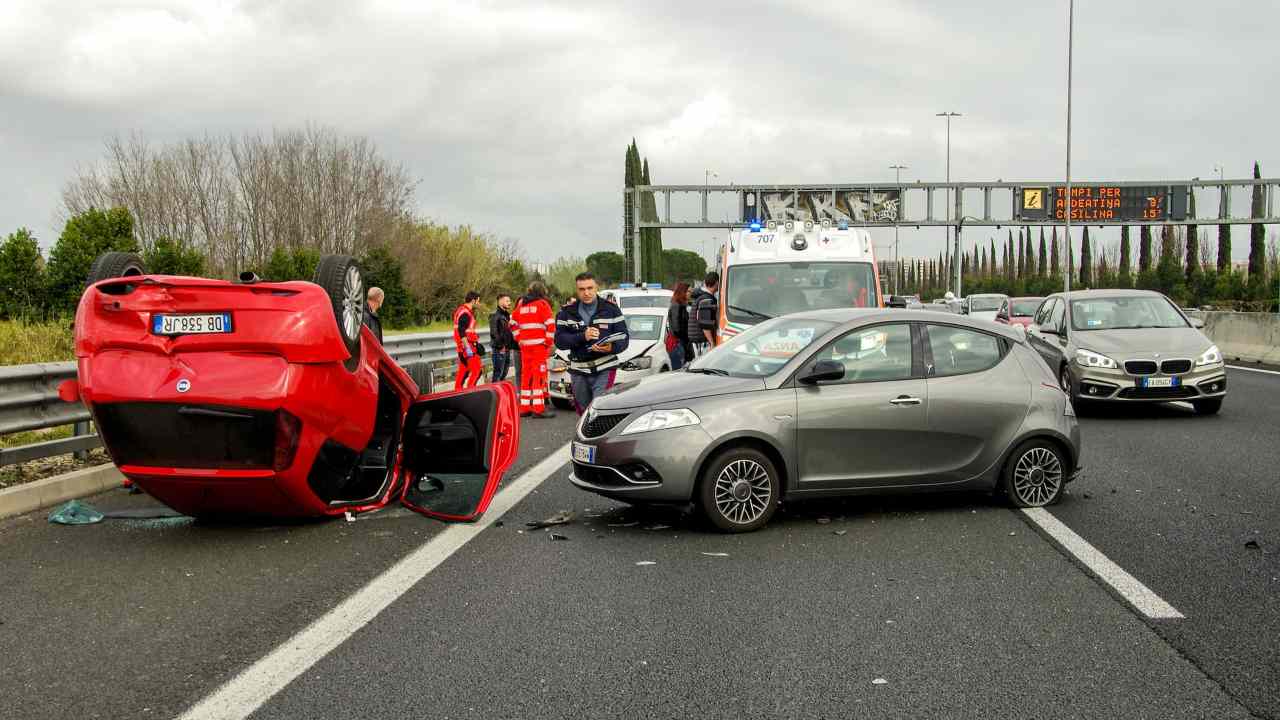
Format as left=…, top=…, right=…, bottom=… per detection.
left=1075, top=348, right=1117, bottom=369
left=1195, top=345, right=1222, bottom=366
left=621, top=356, right=653, bottom=371
left=620, top=408, right=700, bottom=435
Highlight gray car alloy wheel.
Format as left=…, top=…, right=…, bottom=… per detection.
left=342, top=265, right=364, bottom=341
left=713, top=459, right=772, bottom=526
left=1011, top=446, right=1063, bottom=506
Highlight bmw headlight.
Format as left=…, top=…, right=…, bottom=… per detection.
left=621, top=356, right=653, bottom=371
left=1195, top=344, right=1222, bottom=366
left=1075, top=348, right=1117, bottom=369
left=620, top=408, right=700, bottom=435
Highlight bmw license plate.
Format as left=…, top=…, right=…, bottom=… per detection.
left=572, top=442, right=596, bottom=464
left=152, top=313, right=232, bottom=336
left=1140, top=376, right=1178, bottom=388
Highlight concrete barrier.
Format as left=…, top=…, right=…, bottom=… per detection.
left=0, top=463, right=123, bottom=520
left=1190, top=312, right=1280, bottom=365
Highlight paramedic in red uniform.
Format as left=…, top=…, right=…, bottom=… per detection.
left=511, top=282, right=556, bottom=418
left=452, top=291, right=484, bottom=390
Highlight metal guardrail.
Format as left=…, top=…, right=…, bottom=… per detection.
left=0, top=330, right=489, bottom=467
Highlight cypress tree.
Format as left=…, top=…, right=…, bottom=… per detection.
left=1039, top=228, right=1048, bottom=278
left=1119, top=225, right=1132, bottom=286
left=990, top=239, right=998, bottom=279
left=1249, top=161, right=1266, bottom=288
left=640, top=157, right=663, bottom=283
left=1016, top=230, right=1025, bottom=278
left=1217, top=223, right=1231, bottom=272
left=1006, top=230, right=1015, bottom=280
left=1138, top=225, right=1153, bottom=272
left=1098, top=239, right=1110, bottom=284
left=1079, top=227, right=1092, bottom=286
left=1050, top=227, right=1060, bottom=276
left=1025, top=230, right=1036, bottom=277
left=623, top=141, right=638, bottom=281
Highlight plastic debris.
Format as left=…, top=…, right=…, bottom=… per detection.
left=527, top=511, right=575, bottom=529
left=872, top=678, right=889, bottom=685
left=635, top=561, right=656, bottom=566
left=816, top=517, right=832, bottom=525
left=644, top=524, right=672, bottom=531
left=701, top=552, right=729, bottom=557
left=494, top=520, right=505, bottom=528
left=832, top=530, right=848, bottom=536
left=608, top=521, right=639, bottom=528
left=48, top=500, right=104, bottom=525
left=1245, top=540, right=1260, bottom=550
left=549, top=533, right=569, bottom=541
left=344, top=511, right=356, bottom=522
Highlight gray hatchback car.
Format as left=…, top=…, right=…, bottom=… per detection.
left=1025, top=289, right=1227, bottom=414
left=569, top=309, right=1082, bottom=532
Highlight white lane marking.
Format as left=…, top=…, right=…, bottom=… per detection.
left=1021, top=507, right=1184, bottom=620
left=178, top=444, right=572, bottom=720
left=1227, top=364, right=1280, bottom=376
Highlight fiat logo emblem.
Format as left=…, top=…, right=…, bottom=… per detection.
left=176, top=379, right=191, bottom=393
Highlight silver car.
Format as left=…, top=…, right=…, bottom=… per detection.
left=569, top=309, right=1082, bottom=532
left=1025, top=289, right=1227, bottom=415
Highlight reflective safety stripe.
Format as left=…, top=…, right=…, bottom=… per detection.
left=569, top=356, right=619, bottom=372
left=597, top=316, right=626, bottom=324
left=519, top=338, right=546, bottom=346
left=518, top=323, right=544, bottom=330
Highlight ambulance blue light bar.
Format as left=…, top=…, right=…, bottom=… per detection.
left=748, top=221, right=762, bottom=232
left=646, top=283, right=662, bottom=289
left=619, top=283, right=636, bottom=288
left=837, top=220, right=849, bottom=230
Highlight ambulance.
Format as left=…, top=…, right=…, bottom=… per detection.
left=716, top=218, right=883, bottom=342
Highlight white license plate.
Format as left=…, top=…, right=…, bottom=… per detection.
left=1142, top=377, right=1176, bottom=388
left=572, top=442, right=596, bottom=464
left=152, top=313, right=232, bottom=335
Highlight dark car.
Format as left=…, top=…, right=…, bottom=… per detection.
left=1025, top=289, right=1226, bottom=414
left=63, top=252, right=519, bottom=521
left=569, top=309, right=1081, bottom=532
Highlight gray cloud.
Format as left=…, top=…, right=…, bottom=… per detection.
left=1, top=0, right=1276, bottom=266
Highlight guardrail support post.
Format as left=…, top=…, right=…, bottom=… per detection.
left=72, top=421, right=89, bottom=461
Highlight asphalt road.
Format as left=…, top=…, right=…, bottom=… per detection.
left=2, top=368, right=1277, bottom=719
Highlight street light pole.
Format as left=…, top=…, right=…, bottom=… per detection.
left=1063, top=0, right=1074, bottom=294
left=937, top=111, right=961, bottom=297
left=889, top=164, right=908, bottom=294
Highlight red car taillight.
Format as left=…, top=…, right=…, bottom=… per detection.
left=273, top=410, right=302, bottom=471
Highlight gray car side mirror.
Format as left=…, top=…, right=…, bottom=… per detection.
left=1189, top=317, right=1205, bottom=329
left=800, top=359, right=845, bottom=384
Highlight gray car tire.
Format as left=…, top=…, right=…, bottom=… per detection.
left=698, top=447, right=780, bottom=533
left=1000, top=439, right=1067, bottom=508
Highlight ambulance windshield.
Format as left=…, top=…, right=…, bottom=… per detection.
left=725, top=262, right=877, bottom=323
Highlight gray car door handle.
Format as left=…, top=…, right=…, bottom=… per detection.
left=889, top=396, right=922, bottom=406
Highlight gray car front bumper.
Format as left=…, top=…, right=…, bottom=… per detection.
left=568, top=417, right=711, bottom=504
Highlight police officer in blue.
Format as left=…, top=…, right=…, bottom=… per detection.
left=554, top=272, right=629, bottom=415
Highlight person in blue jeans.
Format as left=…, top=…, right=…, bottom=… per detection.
left=554, top=272, right=629, bottom=415
left=666, top=281, right=692, bottom=370
left=488, top=293, right=514, bottom=382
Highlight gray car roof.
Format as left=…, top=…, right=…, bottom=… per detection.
left=787, top=308, right=1028, bottom=342
left=1051, top=288, right=1171, bottom=300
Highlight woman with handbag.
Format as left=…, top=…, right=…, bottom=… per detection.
left=666, top=282, right=693, bottom=370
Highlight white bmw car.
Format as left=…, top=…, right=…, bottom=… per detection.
left=549, top=307, right=672, bottom=409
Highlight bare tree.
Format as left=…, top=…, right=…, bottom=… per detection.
left=62, top=128, right=415, bottom=277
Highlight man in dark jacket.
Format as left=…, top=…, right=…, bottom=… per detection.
left=688, top=271, right=720, bottom=353
left=488, top=293, right=515, bottom=382
left=554, top=272, right=629, bottom=415
left=363, top=287, right=384, bottom=344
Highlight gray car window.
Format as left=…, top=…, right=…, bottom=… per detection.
left=1034, top=298, right=1054, bottom=326
left=1047, top=298, right=1066, bottom=331
left=811, top=324, right=913, bottom=383
left=926, top=325, right=1004, bottom=377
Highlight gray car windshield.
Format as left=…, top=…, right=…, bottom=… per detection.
left=726, top=262, right=877, bottom=323
left=689, top=317, right=835, bottom=378
left=1070, top=296, right=1188, bottom=331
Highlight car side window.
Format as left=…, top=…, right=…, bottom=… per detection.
left=1047, top=298, right=1066, bottom=332
left=811, top=324, right=913, bottom=383
left=926, top=325, right=1005, bottom=377
left=1034, top=298, right=1054, bottom=326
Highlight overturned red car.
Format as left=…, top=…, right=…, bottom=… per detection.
left=62, top=252, right=519, bottom=521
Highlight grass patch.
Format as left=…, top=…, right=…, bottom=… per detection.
left=0, top=319, right=75, bottom=365
left=0, top=425, right=74, bottom=449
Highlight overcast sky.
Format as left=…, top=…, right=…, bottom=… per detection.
left=1, top=0, right=1276, bottom=268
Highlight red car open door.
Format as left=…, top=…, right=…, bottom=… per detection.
left=399, top=383, right=520, bottom=522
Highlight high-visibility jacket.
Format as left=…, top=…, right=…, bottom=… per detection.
left=511, top=296, right=554, bottom=351
left=452, top=303, right=480, bottom=357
